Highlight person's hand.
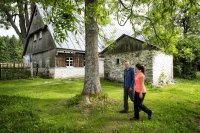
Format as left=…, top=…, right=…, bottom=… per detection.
left=128, top=87, right=132, bottom=92
left=139, top=93, right=143, bottom=99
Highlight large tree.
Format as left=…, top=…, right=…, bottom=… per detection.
left=82, top=0, right=101, bottom=96
left=42, top=0, right=110, bottom=103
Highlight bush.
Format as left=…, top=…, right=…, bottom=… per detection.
left=174, top=35, right=200, bottom=79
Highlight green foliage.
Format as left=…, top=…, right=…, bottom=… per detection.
left=176, top=0, right=200, bottom=35
left=158, top=72, right=168, bottom=85
left=0, top=78, right=199, bottom=132
left=115, top=0, right=200, bottom=54
left=85, top=0, right=110, bottom=26
left=174, top=35, right=200, bottom=79
left=42, top=0, right=80, bottom=43
left=0, top=36, right=23, bottom=62
left=41, top=0, right=110, bottom=43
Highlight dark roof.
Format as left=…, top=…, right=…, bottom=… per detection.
left=101, top=34, right=159, bottom=54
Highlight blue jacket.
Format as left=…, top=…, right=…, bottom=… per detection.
left=124, top=67, right=135, bottom=89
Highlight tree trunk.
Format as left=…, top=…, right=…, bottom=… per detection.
left=17, top=1, right=27, bottom=45
left=82, top=0, right=102, bottom=97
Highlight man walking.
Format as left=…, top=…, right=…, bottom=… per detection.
left=119, top=61, right=135, bottom=113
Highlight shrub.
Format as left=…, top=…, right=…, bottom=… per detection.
left=174, top=35, right=200, bottom=79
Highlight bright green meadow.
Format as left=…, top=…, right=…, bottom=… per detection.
left=0, top=74, right=200, bottom=133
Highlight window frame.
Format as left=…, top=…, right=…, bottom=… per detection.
left=33, top=34, right=37, bottom=42
left=66, top=56, right=73, bottom=67
left=39, top=31, right=42, bottom=39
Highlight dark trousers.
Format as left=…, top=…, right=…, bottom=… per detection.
left=124, top=89, right=134, bottom=111
left=134, top=92, right=152, bottom=119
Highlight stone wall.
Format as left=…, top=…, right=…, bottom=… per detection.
left=104, top=50, right=174, bottom=86
left=104, top=50, right=155, bottom=83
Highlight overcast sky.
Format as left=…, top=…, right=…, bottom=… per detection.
left=0, top=16, right=19, bottom=37
left=0, top=27, right=18, bottom=37
left=0, top=14, right=134, bottom=39
left=0, top=20, right=133, bottom=38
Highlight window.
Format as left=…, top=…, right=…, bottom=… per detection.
left=39, top=31, right=42, bottom=39
left=33, top=34, right=37, bottom=42
left=66, top=57, right=73, bottom=66
left=116, top=59, right=120, bottom=65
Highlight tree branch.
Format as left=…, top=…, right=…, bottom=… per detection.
left=24, top=0, right=30, bottom=29
left=118, top=0, right=135, bottom=10
left=118, top=0, right=167, bottom=46
left=6, top=11, right=22, bottom=39
left=0, top=0, right=22, bottom=40
left=17, top=0, right=27, bottom=43
left=117, top=0, right=134, bottom=26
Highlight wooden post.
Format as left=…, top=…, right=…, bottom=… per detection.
left=30, top=55, right=33, bottom=78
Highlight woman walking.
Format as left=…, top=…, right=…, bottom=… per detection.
left=130, top=64, right=153, bottom=121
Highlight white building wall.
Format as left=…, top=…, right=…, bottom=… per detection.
left=152, top=52, right=173, bottom=86
left=99, top=58, right=104, bottom=76
left=50, top=67, right=85, bottom=78
left=42, top=57, right=104, bottom=79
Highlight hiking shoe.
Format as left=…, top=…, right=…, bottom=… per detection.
left=148, top=111, right=153, bottom=120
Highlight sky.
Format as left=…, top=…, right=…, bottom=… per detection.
left=0, top=4, right=134, bottom=39
left=0, top=27, right=18, bottom=37
left=0, top=19, right=133, bottom=39
left=0, top=16, right=19, bottom=37
left=0, top=10, right=135, bottom=40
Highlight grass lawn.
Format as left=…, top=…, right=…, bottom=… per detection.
left=0, top=75, right=200, bottom=133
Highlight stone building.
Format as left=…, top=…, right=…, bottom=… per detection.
left=101, top=34, right=174, bottom=86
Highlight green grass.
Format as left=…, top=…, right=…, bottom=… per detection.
left=0, top=75, right=200, bottom=133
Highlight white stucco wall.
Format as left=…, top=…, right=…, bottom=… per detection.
left=50, top=67, right=85, bottom=78
left=99, top=58, right=104, bottom=77
left=37, top=57, right=104, bottom=79
left=152, top=52, right=173, bottom=86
